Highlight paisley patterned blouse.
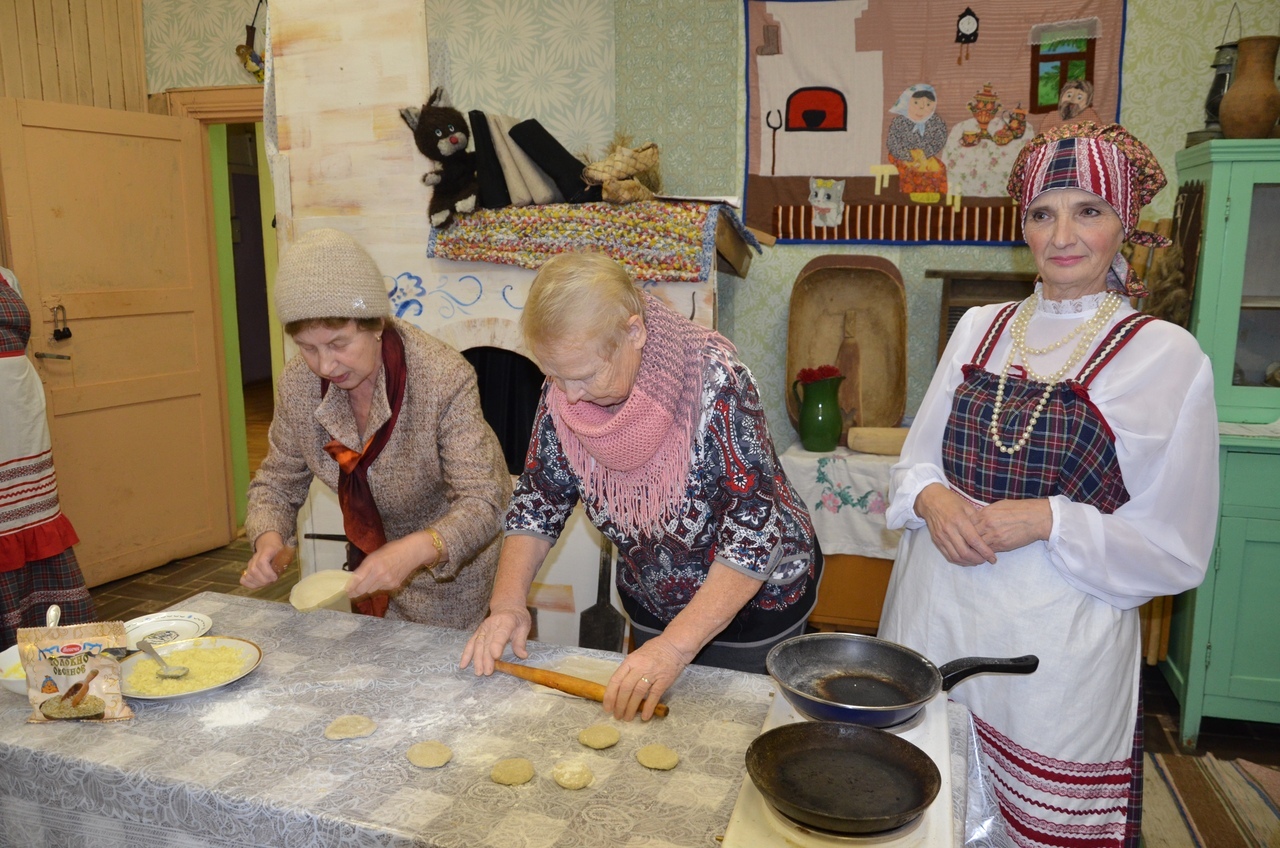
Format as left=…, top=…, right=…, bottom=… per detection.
left=506, top=358, right=819, bottom=642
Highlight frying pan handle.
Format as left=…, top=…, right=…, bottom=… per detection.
left=938, top=655, right=1039, bottom=691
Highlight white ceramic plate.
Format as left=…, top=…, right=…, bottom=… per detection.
left=123, top=611, right=213, bottom=651
left=120, top=636, right=262, bottom=700
left=0, top=644, right=25, bottom=696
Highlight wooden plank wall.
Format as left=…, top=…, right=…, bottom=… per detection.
left=0, top=0, right=146, bottom=111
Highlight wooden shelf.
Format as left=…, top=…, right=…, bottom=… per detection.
left=715, top=214, right=755, bottom=278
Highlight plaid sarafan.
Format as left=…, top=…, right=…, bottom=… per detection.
left=0, top=271, right=32, bottom=355
left=942, top=304, right=1155, bottom=511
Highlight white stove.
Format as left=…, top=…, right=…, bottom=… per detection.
left=722, top=690, right=955, bottom=847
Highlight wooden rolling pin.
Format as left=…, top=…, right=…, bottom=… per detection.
left=493, top=659, right=669, bottom=717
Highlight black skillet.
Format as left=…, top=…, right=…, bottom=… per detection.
left=745, top=720, right=940, bottom=834
left=767, top=632, right=1039, bottom=727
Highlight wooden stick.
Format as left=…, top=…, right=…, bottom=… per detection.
left=493, top=659, right=669, bottom=718
left=271, top=546, right=296, bottom=575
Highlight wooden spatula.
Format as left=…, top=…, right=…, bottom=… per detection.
left=493, top=659, right=669, bottom=717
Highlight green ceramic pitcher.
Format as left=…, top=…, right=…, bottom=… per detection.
left=792, top=375, right=844, bottom=452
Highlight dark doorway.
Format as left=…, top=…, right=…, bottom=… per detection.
left=463, top=346, right=545, bottom=475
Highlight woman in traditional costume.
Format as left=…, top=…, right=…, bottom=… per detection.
left=240, top=229, right=510, bottom=628
left=461, top=252, right=820, bottom=721
left=0, top=267, right=94, bottom=650
left=878, top=123, right=1219, bottom=847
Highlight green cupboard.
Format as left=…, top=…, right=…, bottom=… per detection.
left=1160, top=139, right=1280, bottom=748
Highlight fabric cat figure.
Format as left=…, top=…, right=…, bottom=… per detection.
left=400, top=88, right=479, bottom=229
left=809, top=178, right=845, bottom=228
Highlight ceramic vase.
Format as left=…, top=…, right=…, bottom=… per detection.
left=793, top=376, right=844, bottom=452
left=1219, top=36, right=1280, bottom=139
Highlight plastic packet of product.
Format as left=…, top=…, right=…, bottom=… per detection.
left=17, top=620, right=133, bottom=722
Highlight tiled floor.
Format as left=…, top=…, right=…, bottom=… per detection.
left=88, top=539, right=1280, bottom=766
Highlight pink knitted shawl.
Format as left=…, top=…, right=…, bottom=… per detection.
left=546, top=293, right=737, bottom=538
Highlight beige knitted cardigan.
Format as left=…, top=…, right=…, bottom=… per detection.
left=246, top=319, right=511, bottom=629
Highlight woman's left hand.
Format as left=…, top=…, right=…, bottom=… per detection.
left=973, top=499, right=1053, bottom=553
left=602, top=635, right=692, bottom=721
left=346, top=532, right=433, bottom=598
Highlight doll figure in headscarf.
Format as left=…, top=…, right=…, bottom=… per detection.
left=886, top=84, right=949, bottom=200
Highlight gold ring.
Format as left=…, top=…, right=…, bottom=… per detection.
left=640, top=676, right=652, bottom=685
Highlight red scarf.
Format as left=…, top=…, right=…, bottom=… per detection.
left=321, top=325, right=407, bottom=617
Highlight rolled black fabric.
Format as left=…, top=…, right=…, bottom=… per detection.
left=507, top=119, right=602, bottom=203
left=468, top=110, right=510, bottom=209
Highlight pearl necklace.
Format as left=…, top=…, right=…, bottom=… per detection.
left=989, top=292, right=1122, bottom=455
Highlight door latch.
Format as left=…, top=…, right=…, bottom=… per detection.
left=50, top=305, right=72, bottom=341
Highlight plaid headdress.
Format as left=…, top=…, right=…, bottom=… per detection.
left=1008, top=122, right=1170, bottom=298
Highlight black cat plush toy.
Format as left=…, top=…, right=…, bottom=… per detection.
left=400, top=88, right=478, bottom=229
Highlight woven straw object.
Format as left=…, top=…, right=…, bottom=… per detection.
left=583, top=142, right=660, bottom=184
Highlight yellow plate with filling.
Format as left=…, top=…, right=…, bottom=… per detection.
left=120, top=636, right=262, bottom=700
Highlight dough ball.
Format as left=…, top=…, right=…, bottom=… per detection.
left=490, top=757, right=535, bottom=785
left=551, top=759, right=594, bottom=790
left=406, top=741, right=453, bottom=769
left=324, top=714, right=377, bottom=740
left=578, top=723, right=621, bottom=750
left=636, top=743, right=679, bottom=770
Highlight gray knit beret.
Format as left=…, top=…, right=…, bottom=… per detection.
left=274, top=228, right=391, bottom=324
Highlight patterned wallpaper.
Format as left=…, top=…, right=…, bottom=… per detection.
left=1120, top=0, right=1278, bottom=221
left=424, top=0, right=615, bottom=162
left=615, top=0, right=742, bottom=197
left=143, top=0, right=265, bottom=92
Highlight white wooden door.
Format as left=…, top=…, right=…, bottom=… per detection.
left=0, top=97, right=234, bottom=586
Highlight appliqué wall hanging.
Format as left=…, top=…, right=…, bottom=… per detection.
left=744, top=0, right=1126, bottom=244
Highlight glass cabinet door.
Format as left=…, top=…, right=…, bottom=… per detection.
left=1236, top=182, right=1280, bottom=392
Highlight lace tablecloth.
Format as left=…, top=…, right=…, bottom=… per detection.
left=780, top=445, right=902, bottom=560
left=0, top=593, right=774, bottom=848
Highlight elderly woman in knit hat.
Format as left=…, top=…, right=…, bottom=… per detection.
left=877, top=123, right=1219, bottom=846
left=240, top=229, right=510, bottom=628
left=460, top=252, right=821, bottom=721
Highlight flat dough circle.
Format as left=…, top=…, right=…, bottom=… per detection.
left=552, top=759, right=594, bottom=790
left=636, top=743, right=679, bottom=770
left=578, top=724, right=621, bottom=750
left=490, top=757, right=535, bottom=785
left=406, top=741, right=453, bottom=768
left=324, top=714, right=377, bottom=740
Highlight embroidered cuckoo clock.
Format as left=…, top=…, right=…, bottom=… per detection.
left=956, top=7, right=979, bottom=65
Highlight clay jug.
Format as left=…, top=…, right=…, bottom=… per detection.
left=792, top=375, right=844, bottom=452
left=1219, top=36, right=1280, bottom=139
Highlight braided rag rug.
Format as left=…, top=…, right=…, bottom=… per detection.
left=426, top=201, right=758, bottom=282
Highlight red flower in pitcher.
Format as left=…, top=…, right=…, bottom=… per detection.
left=796, top=364, right=842, bottom=384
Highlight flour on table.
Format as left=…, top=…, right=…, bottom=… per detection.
left=201, top=697, right=270, bottom=729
